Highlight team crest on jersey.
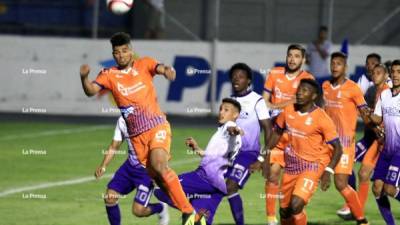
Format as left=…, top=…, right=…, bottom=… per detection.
left=305, top=117, right=312, bottom=125
left=292, top=81, right=298, bottom=88
left=337, top=91, right=342, bottom=98
left=132, top=68, right=139, bottom=76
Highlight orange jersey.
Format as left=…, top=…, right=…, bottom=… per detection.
left=264, top=67, right=314, bottom=104
left=322, top=79, right=367, bottom=147
left=94, top=57, right=166, bottom=137
left=275, top=104, right=339, bottom=167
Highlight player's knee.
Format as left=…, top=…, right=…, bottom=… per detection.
left=383, top=184, right=397, bottom=197
left=268, top=164, right=281, bottom=184
left=104, top=189, right=119, bottom=205
left=290, top=196, right=305, bottom=214
left=334, top=176, right=347, bottom=191
left=372, top=182, right=383, bottom=197
left=149, top=149, right=169, bottom=175
left=279, top=207, right=292, bottom=219
left=358, top=167, right=371, bottom=182
left=226, top=179, right=239, bottom=195
left=132, top=203, right=147, bottom=217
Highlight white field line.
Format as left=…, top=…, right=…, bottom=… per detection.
left=0, top=158, right=200, bottom=197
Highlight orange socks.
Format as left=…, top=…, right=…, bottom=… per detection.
left=161, top=168, right=193, bottom=214
left=340, top=185, right=365, bottom=220
left=358, top=181, right=370, bottom=210
left=293, top=211, right=307, bottom=225
left=266, top=181, right=279, bottom=217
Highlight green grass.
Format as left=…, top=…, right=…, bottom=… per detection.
left=0, top=121, right=398, bottom=224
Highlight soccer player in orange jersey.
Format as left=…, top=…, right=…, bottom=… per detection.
left=262, top=44, right=314, bottom=224
left=338, top=63, right=391, bottom=219
left=79, top=32, right=203, bottom=225
left=322, top=52, right=370, bottom=225
left=265, top=78, right=343, bottom=225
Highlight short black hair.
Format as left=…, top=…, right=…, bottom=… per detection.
left=228, top=63, right=253, bottom=81
left=287, top=44, right=306, bottom=58
left=299, top=79, right=321, bottom=96
left=331, top=51, right=348, bottom=63
left=391, top=59, right=400, bottom=68
left=319, top=26, right=328, bottom=32
left=222, top=98, right=241, bottom=113
left=110, top=32, right=131, bottom=48
left=366, top=53, right=381, bottom=63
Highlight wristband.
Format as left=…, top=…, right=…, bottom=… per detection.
left=101, top=167, right=106, bottom=172
left=257, top=155, right=265, bottom=163
left=324, top=167, right=334, bottom=174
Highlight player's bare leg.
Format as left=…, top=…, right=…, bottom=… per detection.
left=279, top=195, right=306, bottom=225
left=373, top=180, right=395, bottom=224
left=104, top=189, right=121, bottom=225
left=290, top=195, right=307, bottom=225
left=132, top=202, right=169, bottom=225
left=265, top=163, right=281, bottom=225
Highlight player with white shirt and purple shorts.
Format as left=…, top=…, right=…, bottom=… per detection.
left=95, top=116, right=169, bottom=225
left=368, top=60, right=400, bottom=225
left=155, top=98, right=243, bottom=225
left=225, top=63, right=272, bottom=225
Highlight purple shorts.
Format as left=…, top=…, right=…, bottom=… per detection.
left=155, top=170, right=224, bottom=225
left=107, top=159, right=154, bottom=207
left=372, top=153, right=400, bottom=187
left=226, top=151, right=258, bottom=188
left=355, top=130, right=376, bottom=163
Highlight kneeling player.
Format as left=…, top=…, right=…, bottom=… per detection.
left=95, top=116, right=169, bottom=225
left=154, top=98, right=243, bottom=225
left=265, top=79, right=343, bottom=225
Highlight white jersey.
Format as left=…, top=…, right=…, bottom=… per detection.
left=374, top=89, right=400, bottom=156
left=357, top=74, right=374, bottom=95
left=231, top=91, right=270, bottom=152
left=306, top=40, right=331, bottom=78
left=199, top=121, right=242, bottom=193
left=113, top=117, right=141, bottom=167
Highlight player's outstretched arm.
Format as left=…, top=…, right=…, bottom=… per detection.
left=262, top=92, right=295, bottom=110
left=320, top=139, right=343, bottom=191
left=156, top=64, right=176, bottom=81
left=249, top=126, right=283, bottom=174
left=185, top=137, right=205, bottom=157
left=95, top=140, right=122, bottom=179
left=80, top=64, right=102, bottom=96
left=227, top=126, right=243, bottom=136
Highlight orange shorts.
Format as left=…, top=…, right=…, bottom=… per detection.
left=361, top=141, right=381, bottom=168
left=280, top=164, right=325, bottom=208
left=129, top=122, right=171, bottom=168
left=269, top=133, right=288, bottom=167
left=334, top=144, right=355, bottom=175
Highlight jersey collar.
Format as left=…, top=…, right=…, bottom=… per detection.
left=232, top=89, right=252, bottom=97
